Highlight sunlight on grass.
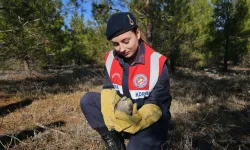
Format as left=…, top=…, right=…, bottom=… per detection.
left=0, top=66, right=249, bottom=149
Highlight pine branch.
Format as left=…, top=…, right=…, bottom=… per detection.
left=0, top=17, right=42, bottom=33
left=22, top=18, right=42, bottom=27
left=0, top=28, right=19, bottom=33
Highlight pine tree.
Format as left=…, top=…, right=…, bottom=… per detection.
left=0, top=0, right=64, bottom=71
left=121, top=0, right=214, bottom=72
left=210, top=0, right=250, bottom=71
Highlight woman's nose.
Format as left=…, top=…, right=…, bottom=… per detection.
left=119, top=43, right=126, bottom=53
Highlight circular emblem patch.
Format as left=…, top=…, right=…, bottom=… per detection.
left=133, top=74, right=148, bottom=88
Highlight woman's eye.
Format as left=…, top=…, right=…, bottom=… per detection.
left=113, top=43, right=119, bottom=46
left=123, top=40, right=129, bottom=44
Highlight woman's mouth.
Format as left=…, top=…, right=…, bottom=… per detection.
left=122, top=52, right=129, bottom=56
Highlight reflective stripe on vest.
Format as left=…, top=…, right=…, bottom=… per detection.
left=105, top=51, right=114, bottom=78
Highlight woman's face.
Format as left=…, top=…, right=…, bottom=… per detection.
left=111, top=28, right=140, bottom=58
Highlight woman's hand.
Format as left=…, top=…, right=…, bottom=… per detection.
left=101, top=89, right=162, bottom=134
left=101, top=89, right=133, bottom=131
left=114, top=100, right=162, bottom=134
left=115, top=101, right=142, bottom=125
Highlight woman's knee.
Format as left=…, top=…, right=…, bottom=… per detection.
left=80, top=92, right=100, bottom=112
left=80, top=92, right=93, bottom=107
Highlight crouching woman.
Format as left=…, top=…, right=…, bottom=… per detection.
left=80, top=12, right=172, bottom=150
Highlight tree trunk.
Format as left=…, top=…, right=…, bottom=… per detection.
left=24, top=58, right=30, bottom=72
left=76, top=57, right=81, bottom=66
left=170, top=46, right=177, bottom=74
left=223, top=38, right=229, bottom=71
left=170, top=57, right=176, bottom=74
left=223, top=15, right=230, bottom=72
left=145, top=0, right=152, bottom=46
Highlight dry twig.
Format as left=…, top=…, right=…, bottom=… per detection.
left=34, top=122, right=66, bottom=136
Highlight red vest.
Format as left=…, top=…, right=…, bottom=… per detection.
left=105, top=43, right=167, bottom=100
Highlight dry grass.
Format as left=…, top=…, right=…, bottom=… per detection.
left=168, top=67, right=250, bottom=149
left=0, top=66, right=250, bottom=149
left=0, top=65, right=105, bottom=150
left=1, top=91, right=105, bottom=150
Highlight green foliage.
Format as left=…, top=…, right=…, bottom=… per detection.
left=210, top=0, right=250, bottom=70
left=0, top=0, right=64, bottom=70
left=128, top=0, right=214, bottom=70
left=92, top=1, right=112, bottom=24
left=0, top=0, right=249, bottom=71
left=59, top=0, right=114, bottom=65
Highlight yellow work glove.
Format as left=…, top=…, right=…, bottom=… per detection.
left=100, top=89, right=132, bottom=131
left=114, top=101, right=162, bottom=134
left=114, top=102, right=142, bottom=125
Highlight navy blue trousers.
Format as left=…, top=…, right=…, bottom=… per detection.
left=80, top=92, right=168, bottom=150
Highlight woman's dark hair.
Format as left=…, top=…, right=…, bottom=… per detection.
left=131, top=25, right=138, bottom=33
left=130, top=25, right=149, bottom=45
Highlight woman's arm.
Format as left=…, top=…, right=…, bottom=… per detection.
left=144, top=63, right=172, bottom=120
left=114, top=62, right=172, bottom=134
left=102, top=67, right=114, bottom=89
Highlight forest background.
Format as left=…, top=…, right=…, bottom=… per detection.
left=0, top=0, right=250, bottom=149
left=1, top=0, right=250, bottom=71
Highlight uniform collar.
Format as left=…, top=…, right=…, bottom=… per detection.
left=114, top=40, right=145, bottom=66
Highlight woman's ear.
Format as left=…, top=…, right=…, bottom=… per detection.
left=136, top=28, right=141, bottom=40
